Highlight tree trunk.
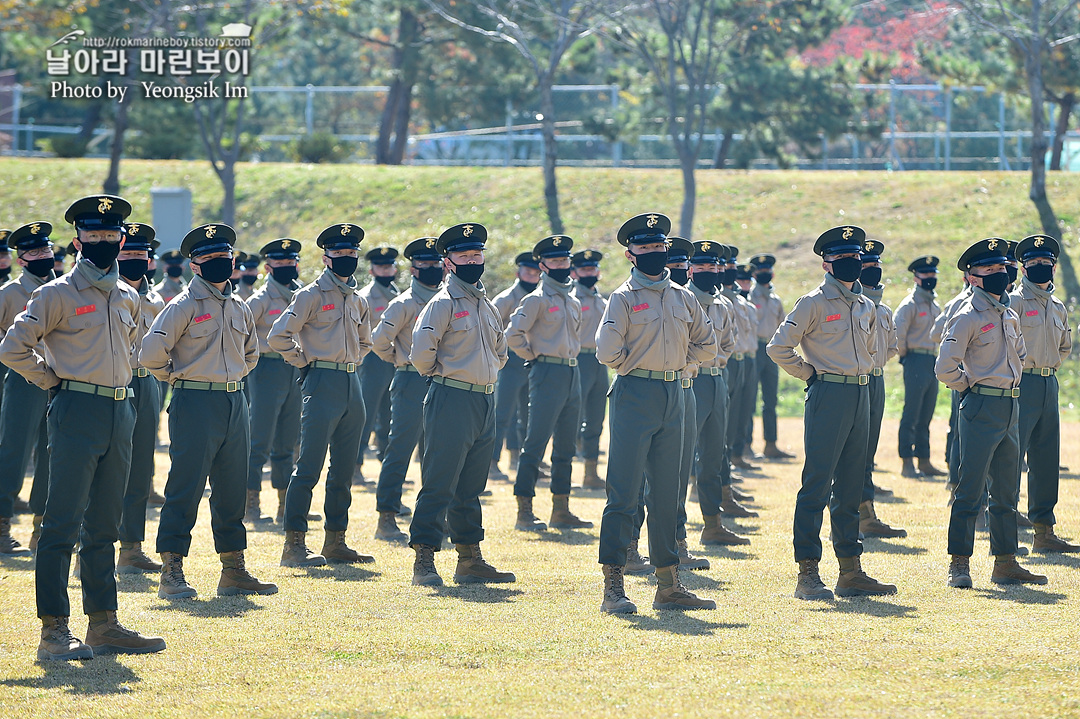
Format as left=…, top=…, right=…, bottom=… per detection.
left=376, top=8, right=421, bottom=165
left=221, top=161, right=236, bottom=227
left=678, top=144, right=697, bottom=238
left=712, top=131, right=732, bottom=169
left=78, top=77, right=108, bottom=144
left=538, top=82, right=564, bottom=235
left=102, top=95, right=128, bottom=195
left=1050, top=92, right=1074, bottom=171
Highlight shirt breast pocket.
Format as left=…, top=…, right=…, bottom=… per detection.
left=629, top=308, right=660, bottom=326
left=315, top=306, right=343, bottom=324
left=818, top=317, right=845, bottom=334
left=672, top=304, right=691, bottom=323
left=117, top=308, right=136, bottom=329
left=450, top=313, right=478, bottom=333
left=229, top=314, right=247, bottom=335
left=68, top=310, right=106, bottom=331
left=858, top=314, right=871, bottom=335
left=188, top=318, right=220, bottom=338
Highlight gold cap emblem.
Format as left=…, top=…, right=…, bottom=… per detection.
left=205, top=225, right=217, bottom=239
left=987, top=239, right=998, bottom=250
left=646, top=214, right=659, bottom=229
left=30, top=223, right=41, bottom=235
left=462, top=225, right=474, bottom=238
left=552, top=237, right=561, bottom=246
left=842, top=227, right=853, bottom=240
left=281, top=240, right=292, bottom=249
left=128, top=224, right=140, bottom=235
left=584, top=250, right=593, bottom=259
left=1034, top=237, right=1045, bottom=247
left=380, top=247, right=389, bottom=255
left=864, top=240, right=873, bottom=251
left=98, top=197, right=113, bottom=213
left=340, top=225, right=351, bottom=236
left=701, top=242, right=711, bottom=252
left=425, top=238, right=436, bottom=249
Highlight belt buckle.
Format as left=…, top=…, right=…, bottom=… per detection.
left=568, top=358, right=578, bottom=367
left=1041, top=367, right=1051, bottom=377
left=226, top=381, right=238, bottom=392
left=113, top=387, right=126, bottom=400
left=346, top=362, right=356, bottom=373
left=137, top=368, right=148, bottom=377
left=484, top=383, right=495, bottom=394
left=1011, top=387, right=1020, bottom=398
left=663, top=370, right=676, bottom=382
left=680, top=378, right=691, bottom=389
left=858, top=375, right=869, bottom=386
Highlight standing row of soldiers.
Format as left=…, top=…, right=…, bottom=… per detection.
left=1, top=196, right=1076, bottom=657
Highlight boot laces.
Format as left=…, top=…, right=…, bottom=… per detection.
left=605, top=565, right=626, bottom=598
left=952, top=556, right=970, bottom=573
left=800, top=560, right=824, bottom=586
left=416, top=545, right=437, bottom=574
left=668, top=565, right=690, bottom=596
left=50, top=616, right=77, bottom=643
left=166, top=555, right=188, bottom=586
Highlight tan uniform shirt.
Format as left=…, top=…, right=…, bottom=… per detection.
left=153, top=275, right=186, bottom=303
left=131, top=282, right=165, bottom=368
left=767, top=274, right=878, bottom=381
left=931, top=286, right=971, bottom=344
left=689, top=282, right=737, bottom=370
left=894, top=286, right=941, bottom=356
left=140, top=275, right=258, bottom=384
left=1010, top=277, right=1071, bottom=371
left=573, top=281, right=607, bottom=351
left=864, top=288, right=899, bottom=369
left=0, top=261, right=140, bottom=390
left=247, top=277, right=296, bottom=355
left=237, top=281, right=255, bottom=301
left=0, top=272, right=53, bottom=343
left=267, top=269, right=372, bottom=367
left=596, top=269, right=717, bottom=375
left=359, top=279, right=400, bottom=327
left=492, top=280, right=532, bottom=327
left=372, top=279, right=440, bottom=367
left=506, top=275, right=582, bottom=361
left=935, top=288, right=1025, bottom=392
left=750, top=281, right=785, bottom=341
left=722, top=287, right=759, bottom=355
left=410, top=272, right=507, bottom=386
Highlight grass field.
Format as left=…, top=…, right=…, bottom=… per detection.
left=2, top=416, right=1080, bottom=718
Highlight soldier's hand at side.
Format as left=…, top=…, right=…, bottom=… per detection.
left=806, top=370, right=817, bottom=388
left=297, top=364, right=310, bottom=384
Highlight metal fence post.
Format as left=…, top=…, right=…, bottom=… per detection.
left=611, top=84, right=621, bottom=167
left=505, top=99, right=513, bottom=167
left=11, top=84, right=21, bottom=153
left=944, top=86, right=952, bottom=171
left=998, top=92, right=1006, bottom=170
left=305, top=84, right=314, bottom=135
left=889, top=81, right=899, bottom=170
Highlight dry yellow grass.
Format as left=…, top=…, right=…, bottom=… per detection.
left=2, top=414, right=1080, bottom=718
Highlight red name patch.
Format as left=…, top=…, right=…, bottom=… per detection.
left=1026, top=310, right=1039, bottom=317
left=825, top=314, right=841, bottom=322
left=268, top=309, right=282, bottom=316
left=194, top=313, right=212, bottom=323
left=981, top=323, right=995, bottom=333
left=547, top=306, right=560, bottom=313
left=632, top=303, right=649, bottom=312
left=375, top=306, right=386, bottom=313
left=321, top=304, right=335, bottom=311
left=582, top=306, right=590, bottom=311
left=918, top=311, right=927, bottom=317
left=75, top=304, right=96, bottom=316
left=454, top=310, right=470, bottom=319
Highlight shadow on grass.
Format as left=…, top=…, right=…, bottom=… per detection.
left=873, top=493, right=909, bottom=505
left=432, top=585, right=524, bottom=604
left=621, top=612, right=748, bottom=636
left=534, top=529, right=597, bottom=546
left=696, top=547, right=756, bottom=561
left=679, top=572, right=730, bottom=592
left=862, top=539, right=928, bottom=555
left=150, top=594, right=265, bottom=617
left=972, top=586, right=1068, bottom=604
left=116, top=574, right=153, bottom=594
left=0, top=554, right=35, bottom=570
left=809, top=597, right=919, bottom=618
left=2, top=655, right=140, bottom=695
left=246, top=522, right=282, bottom=534
left=1026, top=553, right=1080, bottom=568
left=298, top=564, right=381, bottom=582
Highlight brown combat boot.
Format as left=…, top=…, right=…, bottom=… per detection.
left=677, top=538, right=710, bottom=570
left=582, top=459, right=605, bottom=490
left=352, top=464, right=372, bottom=487
left=117, top=541, right=162, bottom=574
left=85, top=611, right=166, bottom=655
left=795, top=559, right=834, bottom=601
left=147, top=487, right=166, bottom=507
left=218, top=550, right=279, bottom=595
left=515, top=495, right=547, bottom=532
left=917, top=457, right=946, bottom=477
left=721, top=485, right=758, bottom=518
left=412, top=544, right=443, bottom=586
left=731, top=454, right=758, bottom=471
left=601, top=564, right=636, bottom=614
left=900, top=457, right=921, bottom=478
left=1015, top=510, right=1034, bottom=528
left=321, top=530, right=375, bottom=564
left=730, top=485, right=755, bottom=503
left=550, top=494, right=593, bottom=529
left=508, top=448, right=521, bottom=471
left=1033, top=523, right=1080, bottom=553
left=375, top=511, right=408, bottom=543
left=488, top=458, right=509, bottom=482
left=835, top=556, right=897, bottom=597
left=244, top=489, right=271, bottom=523
left=158, top=552, right=197, bottom=600
left=38, top=615, right=93, bottom=661
left=0, top=515, right=30, bottom=556
left=275, top=488, right=287, bottom=524
left=453, top=543, right=515, bottom=584
left=280, top=530, right=327, bottom=568
left=948, top=555, right=972, bottom=588
left=991, top=554, right=1048, bottom=585
left=653, top=564, right=716, bottom=610
left=29, top=514, right=42, bottom=553
left=700, top=514, right=751, bottom=546
left=763, top=441, right=795, bottom=459
left=625, top=538, right=654, bottom=575
left=859, top=500, right=908, bottom=539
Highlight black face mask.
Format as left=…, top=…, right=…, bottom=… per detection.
left=860, top=266, right=882, bottom=287
left=1025, top=263, right=1054, bottom=285
left=1006, top=264, right=1018, bottom=284
left=271, top=266, right=299, bottom=285
left=754, top=271, right=773, bottom=285
left=691, top=272, right=719, bottom=293
left=166, top=264, right=184, bottom=278
left=829, top=256, right=862, bottom=283
left=919, top=277, right=937, bottom=291
left=25, top=258, right=53, bottom=279
left=978, top=271, right=1010, bottom=297
left=576, top=275, right=599, bottom=289
left=415, top=266, right=443, bottom=287
left=80, top=240, right=121, bottom=270
left=118, top=258, right=149, bottom=282
left=668, top=267, right=689, bottom=286
left=452, top=261, right=485, bottom=284
left=721, top=268, right=737, bottom=286
left=145, top=267, right=158, bottom=282
left=630, top=249, right=668, bottom=277
left=329, top=255, right=358, bottom=277
left=195, top=256, right=234, bottom=284
left=374, top=274, right=395, bottom=287
left=0, top=267, right=10, bottom=283
left=518, top=279, right=538, bottom=293
left=241, top=274, right=258, bottom=286
left=545, top=267, right=572, bottom=283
